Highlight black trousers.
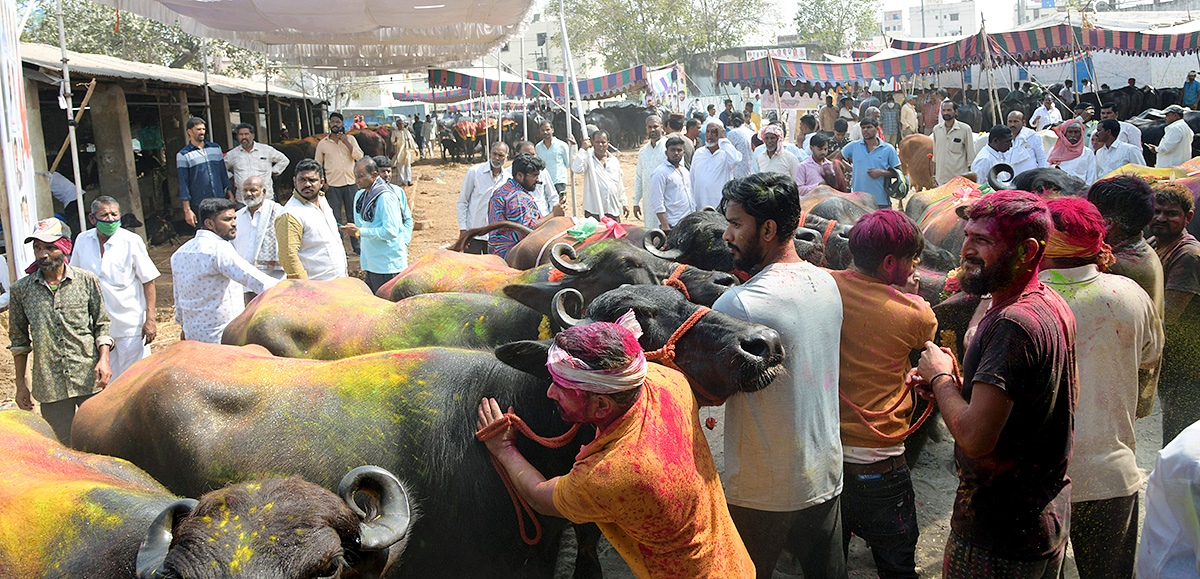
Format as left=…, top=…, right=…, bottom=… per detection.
left=729, top=495, right=847, bottom=579
left=1069, top=493, right=1138, bottom=579
left=364, top=271, right=399, bottom=294
left=325, top=184, right=359, bottom=252
left=41, top=394, right=93, bottom=445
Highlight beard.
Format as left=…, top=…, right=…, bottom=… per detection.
left=729, top=237, right=765, bottom=273
left=37, top=252, right=65, bottom=273
left=241, top=194, right=265, bottom=208
left=958, top=249, right=1020, bottom=296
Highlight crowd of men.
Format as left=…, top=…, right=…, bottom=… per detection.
left=7, top=95, right=1200, bottom=579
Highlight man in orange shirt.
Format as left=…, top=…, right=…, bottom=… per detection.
left=477, top=320, right=754, bottom=579
left=830, top=210, right=936, bottom=578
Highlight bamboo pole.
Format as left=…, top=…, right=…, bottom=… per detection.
left=55, top=0, right=86, bottom=232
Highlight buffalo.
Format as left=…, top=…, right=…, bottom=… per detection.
left=0, top=409, right=412, bottom=579
left=72, top=284, right=785, bottom=579
left=378, top=241, right=737, bottom=308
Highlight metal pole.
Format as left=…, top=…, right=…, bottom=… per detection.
left=55, top=0, right=86, bottom=232
left=982, top=19, right=1001, bottom=126
left=521, top=34, right=528, bottom=142
left=201, top=38, right=213, bottom=131
left=264, top=55, right=270, bottom=140
left=558, top=4, right=577, bottom=216
left=562, top=4, right=587, bottom=218
left=496, top=49, right=502, bottom=147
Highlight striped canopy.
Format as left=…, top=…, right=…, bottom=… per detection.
left=447, top=100, right=528, bottom=112
left=722, top=23, right=1200, bottom=87
left=392, top=88, right=473, bottom=103
left=526, top=65, right=650, bottom=99
left=428, top=69, right=540, bottom=97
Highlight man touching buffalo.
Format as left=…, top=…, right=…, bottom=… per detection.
left=475, top=321, right=755, bottom=578
left=717, top=173, right=846, bottom=579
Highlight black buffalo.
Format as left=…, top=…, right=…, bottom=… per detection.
left=72, top=284, right=784, bottom=579
left=1, top=410, right=412, bottom=579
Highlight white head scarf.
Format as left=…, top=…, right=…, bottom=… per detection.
left=545, top=310, right=647, bottom=394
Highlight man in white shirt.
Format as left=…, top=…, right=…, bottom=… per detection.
left=232, top=175, right=286, bottom=302
left=224, top=123, right=289, bottom=198
left=172, top=197, right=279, bottom=344
left=1006, top=110, right=1049, bottom=177
left=1059, top=79, right=1075, bottom=106
left=647, top=137, right=694, bottom=230
left=632, top=115, right=668, bottom=227
left=716, top=171, right=845, bottom=579
left=690, top=119, right=742, bottom=210
left=1100, top=103, right=1142, bottom=149
left=752, top=124, right=799, bottom=177
left=970, top=126, right=1013, bottom=185
left=273, top=159, right=348, bottom=281
left=73, top=196, right=159, bottom=379
left=727, top=112, right=756, bottom=179
left=1095, top=119, right=1147, bottom=178
left=422, top=114, right=436, bottom=158
left=516, top=141, right=564, bottom=217
left=1149, top=104, right=1195, bottom=168
left=572, top=130, right=627, bottom=220
left=1030, top=94, right=1064, bottom=131
left=1136, top=420, right=1200, bottom=579
left=1040, top=197, right=1162, bottom=579
left=458, top=142, right=511, bottom=248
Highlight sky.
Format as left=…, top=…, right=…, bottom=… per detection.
left=758, top=0, right=1017, bottom=45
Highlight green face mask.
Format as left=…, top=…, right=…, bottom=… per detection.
left=95, top=219, right=121, bottom=236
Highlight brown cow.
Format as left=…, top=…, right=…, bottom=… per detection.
left=898, top=134, right=935, bottom=192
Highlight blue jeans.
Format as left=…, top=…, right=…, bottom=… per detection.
left=841, top=461, right=918, bottom=579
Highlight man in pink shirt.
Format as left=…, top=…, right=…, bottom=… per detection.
left=795, top=133, right=838, bottom=194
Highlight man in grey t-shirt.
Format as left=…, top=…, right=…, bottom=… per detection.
left=716, top=172, right=846, bottom=579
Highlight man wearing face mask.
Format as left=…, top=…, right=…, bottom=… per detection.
left=73, top=196, right=160, bottom=379
left=232, top=175, right=286, bottom=303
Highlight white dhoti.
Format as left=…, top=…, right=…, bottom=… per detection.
left=110, top=335, right=151, bottom=379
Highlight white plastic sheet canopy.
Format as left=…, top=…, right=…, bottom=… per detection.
left=89, top=0, right=537, bottom=74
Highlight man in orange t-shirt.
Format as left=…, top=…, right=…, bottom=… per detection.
left=829, top=210, right=936, bottom=579
left=477, top=319, right=754, bottom=579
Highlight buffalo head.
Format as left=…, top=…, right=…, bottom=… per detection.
left=643, top=208, right=737, bottom=272
left=502, top=241, right=737, bottom=314
left=500, top=286, right=784, bottom=404
left=137, top=466, right=414, bottom=579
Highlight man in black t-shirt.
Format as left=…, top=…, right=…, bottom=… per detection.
left=910, top=190, right=1077, bottom=577
left=1149, top=181, right=1200, bottom=444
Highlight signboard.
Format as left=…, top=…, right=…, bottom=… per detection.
left=0, top=0, right=37, bottom=275
left=746, top=47, right=807, bottom=61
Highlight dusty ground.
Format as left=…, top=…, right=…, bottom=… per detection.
left=0, top=147, right=1168, bottom=578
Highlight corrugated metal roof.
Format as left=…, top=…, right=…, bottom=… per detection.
left=20, top=42, right=321, bottom=102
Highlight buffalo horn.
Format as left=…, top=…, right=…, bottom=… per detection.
left=135, top=498, right=198, bottom=578
left=552, top=288, right=585, bottom=328
left=642, top=229, right=684, bottom=260
left=549, top=243, right=590, bottom=275
left=338, top=465, right=413, bottom=551
left=987, top=163, right=1016, bottom=191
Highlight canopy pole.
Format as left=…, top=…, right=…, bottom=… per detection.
left=264, top=55, right=270, bottom=140
left=201, top=38, right=213, bottom=131
left=981, top=19, right=1001, bottom=127
left=496, top=49, right=502, bottom=148
left=521, top=34, right=528, bottom=142
left=766, top=55, right=784, bottom=128
left=300, top=71, right=309, bottom=138
left=1067, top=14, right=1079, bottom=103
left=55, top=0, right=86, bottom=232
left=558, top=4, right=577, bottom=217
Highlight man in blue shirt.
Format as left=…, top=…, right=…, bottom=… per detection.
left=1183, top=71, right=1200, bottom=109
left=840, top=117, right=901, bottom=209
left=176, top=116, right=233, bottom=228
left=341, top=156, right=413, bottom=293
left=535, top=121, right=572, bottom=197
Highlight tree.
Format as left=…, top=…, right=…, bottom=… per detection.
left=794, top=0, right=880, bottom=56
left=546, top=0, right=767, bottom=71
left=20, top=0, right=263, bottom=77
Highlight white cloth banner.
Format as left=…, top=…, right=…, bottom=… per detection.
left=0, top=0, right=37, bottom=275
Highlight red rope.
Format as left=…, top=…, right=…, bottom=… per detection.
left=475, top=414, right=581, bottom=545
left=822, top=219, right=839, bottom=245
left=838, top=346, right=960, bottom=442
left=644, top=307, right=710, bottom=371
left=661, top=263, right=690, bottom=300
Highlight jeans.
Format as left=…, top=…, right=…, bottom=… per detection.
left=326, top=184, right=359, bottom=252
left=841, top=462, right=919, bottom=578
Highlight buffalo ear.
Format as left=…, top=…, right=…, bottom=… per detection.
left=502, top=283, right=560, bottom=316
left=494, top=340, right=552, bottom=379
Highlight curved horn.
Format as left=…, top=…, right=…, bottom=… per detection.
left=552, top=288, right=585, bottom=329
left=549, top=243, right=590, bottom=275
left=135, top=499, right=198, bottom=578
left=338, top=465, right=413, bottom=551
left=987, top=163, right=1016, bottom=191
left=642, top=229, right=684, bottom=260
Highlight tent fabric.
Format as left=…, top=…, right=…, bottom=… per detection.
left=447, top=99, right=527, bottom=112
left=88, top=0, right=536, bottom=73
left=722, top=21, right=1200, bottom=87
left=392, top=88, right=473, bottom=103
left=525, top=64, right=656, bottom=99
left=428, top=69, right=538, bottom=97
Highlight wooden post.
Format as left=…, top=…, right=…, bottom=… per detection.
left=160, top=89, right=190, bottom=214
left=209, top=93, right=233, bottom=150
left=90, top=83, right=147, bottom=242
left=25, top=77, right=52, bottom=220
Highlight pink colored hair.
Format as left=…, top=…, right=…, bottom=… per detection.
left=554, top=322, right=643, bottom=370
left=965, top=190, right=1052, bottom=249
left=847, top=209, right=924, bottom=271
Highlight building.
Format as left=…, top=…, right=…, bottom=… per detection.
left=882, top=10, right=905, bottom=35
left=1013, top=1, right=1058, bottom=25
left=497, top=13, right=564, bottom=78
left=909, top=0, right=977, bottom=37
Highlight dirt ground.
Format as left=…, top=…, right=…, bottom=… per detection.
left=0, top=147, right=1169, bottom=578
